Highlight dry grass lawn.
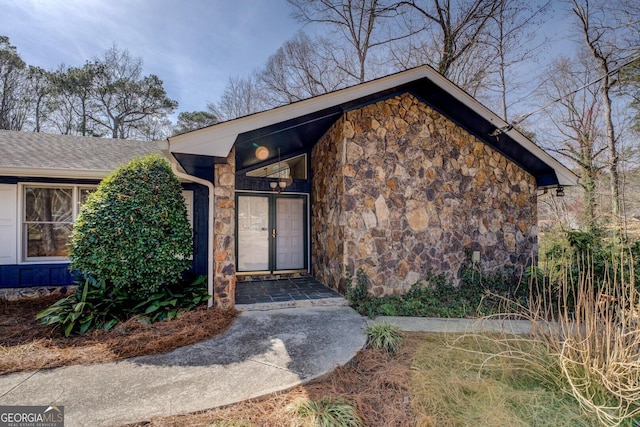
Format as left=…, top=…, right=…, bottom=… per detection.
left=0, top=295, right=236, bottom=375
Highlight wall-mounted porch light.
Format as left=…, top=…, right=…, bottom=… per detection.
left=268, top=147, right=290, bottom=193
left=556, top=185, right=565, bottom=197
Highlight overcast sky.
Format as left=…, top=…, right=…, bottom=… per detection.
left=1, top=0, right=304, bottom=114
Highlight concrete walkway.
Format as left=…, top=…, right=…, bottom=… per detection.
left=0, top=306, right=367, bottom=427
left=369, top=316, right=535, bottom=335
left=0, top=306, right=538, bottom=427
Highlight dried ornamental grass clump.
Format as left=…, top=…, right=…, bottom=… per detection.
left=467, top=246, right=640, bottom=426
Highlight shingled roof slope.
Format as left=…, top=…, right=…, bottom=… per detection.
left=0, top=130, right=159, bottom=177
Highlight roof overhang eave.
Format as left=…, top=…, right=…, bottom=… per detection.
left=165, top=67, right=440, bottom=158
left=500, top=127, right=580, bottom=187
left=0, top=166, right=110, bottom=180
left=164, top=65, right=579, bottom=187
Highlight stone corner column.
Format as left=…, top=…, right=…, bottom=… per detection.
left=213, top=149, right=236, bottom=310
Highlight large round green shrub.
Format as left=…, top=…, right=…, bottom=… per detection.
left=70, top=154, right=193, bottom=300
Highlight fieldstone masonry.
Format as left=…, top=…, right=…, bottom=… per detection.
left=213, top=148, right=236, bottom=309
left=311, top=93, right=537, bottom=296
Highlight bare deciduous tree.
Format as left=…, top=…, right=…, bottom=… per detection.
left=258, top=32, right=351, bottom=106
left=620, top=59, right=640, bottom=133
left=483, top=0, right=551, bottom=121
left=571, top=0, right=640, bottom=229
left=393, top=0, right=501, bottom=77
left=542, top=56, right=606, bottom=232
left=208, top=74, right=268, bottom=121
left=288, top=0, right=414, bottom=83
left=573, top=0, right=619, bottom=223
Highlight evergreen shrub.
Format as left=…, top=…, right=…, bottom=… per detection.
left=69, top=154, right=193, bottom=300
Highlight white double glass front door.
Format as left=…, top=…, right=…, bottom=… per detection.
left=237, top=194, right=306, bottom=273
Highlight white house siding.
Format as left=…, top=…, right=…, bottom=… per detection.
left=0, top=184, right=17, bottom=265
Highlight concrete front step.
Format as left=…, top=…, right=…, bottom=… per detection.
left=236, top=296, right=349, bottom=311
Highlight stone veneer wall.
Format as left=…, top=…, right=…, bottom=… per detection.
left=311, top=116, right=347, bottom=291
left=213, top=148, right=236, bottom=309
left=311, top=93, right=537, bottom=296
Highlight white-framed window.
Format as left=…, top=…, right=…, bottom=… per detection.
left=21, top=184, right=96, bottom=262
left=19, top=185, right=193, bottom=263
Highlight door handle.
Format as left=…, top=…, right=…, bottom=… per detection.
left=272, top=228, right=277, bottom=238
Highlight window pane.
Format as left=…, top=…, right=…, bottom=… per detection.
left=25, top=187, right=73, bottom=223
left=78, top=188, right=96, bottom=210
left=79, top=188, right=95, bottom=205
left=245, top=154, right=307, bottom=180
left=25, top=223, right=73, bottom=257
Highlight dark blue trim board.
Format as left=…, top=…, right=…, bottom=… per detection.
left=0, top=180, right=208, bottom=289
left=0, top=263, right=75, bottom=289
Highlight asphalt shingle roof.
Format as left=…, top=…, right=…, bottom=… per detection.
left=0, top=130, right=160, bottom=173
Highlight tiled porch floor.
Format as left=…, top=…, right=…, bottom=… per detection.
left=235, top=277, right=345, bottom=309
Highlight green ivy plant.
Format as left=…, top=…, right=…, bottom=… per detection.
left=345, top=261, right=519, bottom=318
left=69, top=153, right=193, bottom=300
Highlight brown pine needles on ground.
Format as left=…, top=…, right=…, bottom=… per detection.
left=4, top=296, right=419, bottom=425
left=128, top=333, right=422, bottom=427
left=0, top=295, right=236, bottom=375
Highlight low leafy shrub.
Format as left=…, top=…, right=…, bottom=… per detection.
left=289, top=397, right=363, bottom=427
left=131, top=274, right=210, bottom=323
left=344, top=268, right=379, bottom=315
left=37, top=274, right=210, bottom=336
left=365, top=323, right=403, bottom=353
left=36, top=275, right=122, bottom=336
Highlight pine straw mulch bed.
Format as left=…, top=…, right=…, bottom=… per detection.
left=0, top=295, right=237, bottom=375
left=127, top=333, right=422, bottom=427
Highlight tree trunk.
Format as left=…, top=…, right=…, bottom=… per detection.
left=601, top=79, right=621, bottom=226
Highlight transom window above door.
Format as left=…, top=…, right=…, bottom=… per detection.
left=245, top=153, right=307, bottom=180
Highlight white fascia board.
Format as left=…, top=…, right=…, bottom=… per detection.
left=0, top=167, right=109, bottom=180
left=418, top=70, right=579, bottom=187
left=504, top=128, right=579, bottom=187
left=166, top=67, right=434, bottom=158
